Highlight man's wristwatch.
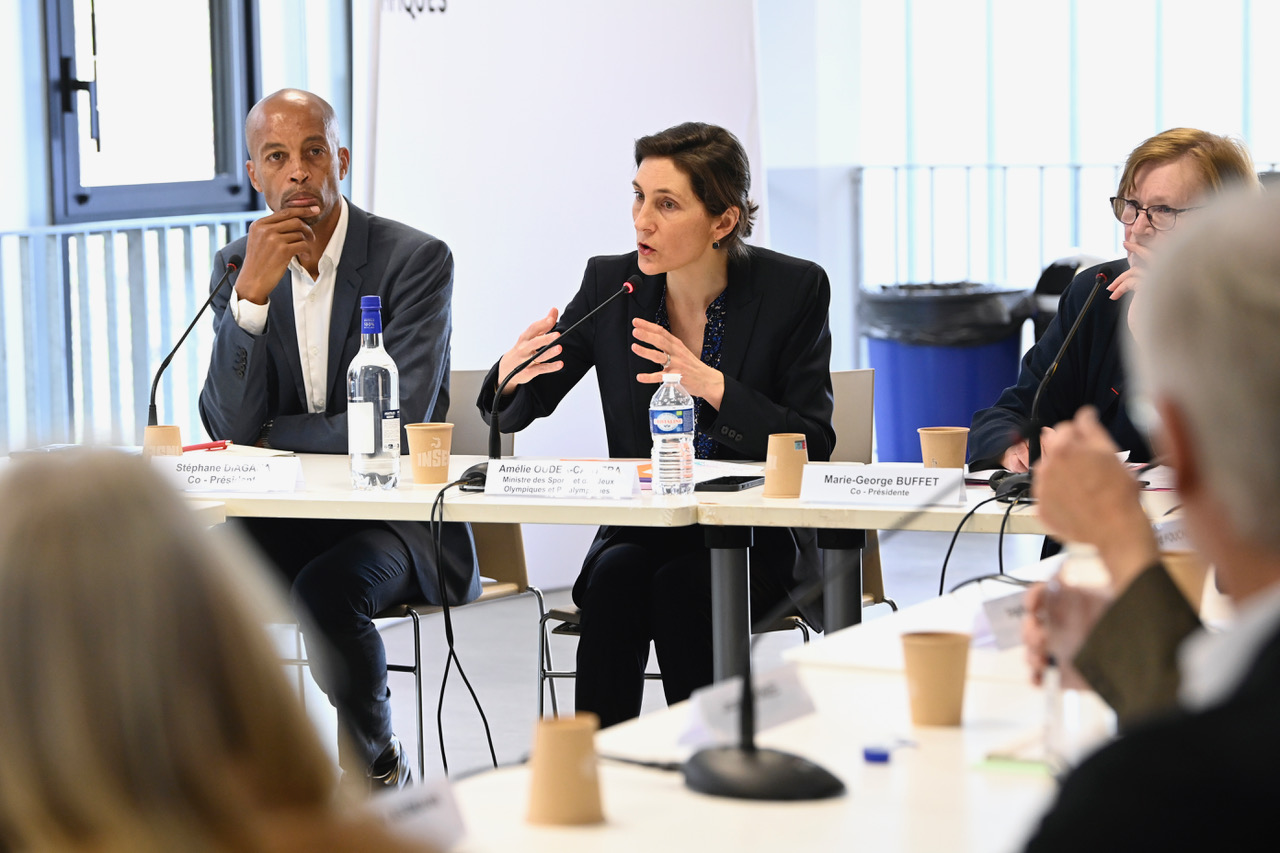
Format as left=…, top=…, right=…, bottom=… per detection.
left=255, top=419, right=275, bottom=448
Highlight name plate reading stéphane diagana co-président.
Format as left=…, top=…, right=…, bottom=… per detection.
left=151, top=455, right=303, bottom=493
left=798, top=463, right=965, bottom=506
left=484, top=459, right=640, bottom=499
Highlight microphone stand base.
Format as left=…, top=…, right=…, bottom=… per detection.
left=459, top=461, right=488, bottom=492
left=682, top=746, right=845, bottom=801
left=993, top=471, right=1034, bottom=503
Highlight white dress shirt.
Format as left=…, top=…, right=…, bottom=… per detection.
left=1179, top=579, right=1280, bottom=711
left=229, top=198, right=350, bottom=414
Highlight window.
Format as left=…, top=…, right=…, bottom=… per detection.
left=45, top=0, right=258, bottom=223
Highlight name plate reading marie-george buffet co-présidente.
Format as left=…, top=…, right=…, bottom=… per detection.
left=151, top=454, right=303, bottom=493
left=798, top=463, right=966, bottom=506
left=483, top=459, right=641, bottom=499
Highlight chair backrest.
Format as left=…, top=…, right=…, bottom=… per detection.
left=449, top=369, right=514, bottom=457
left=830, top=369, right=885, bottom=602
left=472, top=523, right=530, bottom=588
left=830, top=369, right=874, bottom=464
left=449, top=370, right=526, bottom=588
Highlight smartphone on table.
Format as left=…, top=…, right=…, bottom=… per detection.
left=694, top=475, right=765, bottom=492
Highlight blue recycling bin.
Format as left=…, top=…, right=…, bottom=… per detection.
left=861, top=283, right=1031, bottom=463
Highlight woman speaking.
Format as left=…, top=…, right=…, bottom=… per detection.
left=479, top=122, right=835, bottom=727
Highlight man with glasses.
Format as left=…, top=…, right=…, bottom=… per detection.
left=968, top=128, right=1257, bottom=475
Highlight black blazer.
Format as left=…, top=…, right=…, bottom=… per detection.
left=199, top=201, right=480, bottom=606
left=1025, top=618, right=1280, bottom=851
left=969, top=260, right=1153, bottom=470
left=478, top=247, right=836, bottom=623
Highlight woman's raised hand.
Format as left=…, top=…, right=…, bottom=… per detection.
left=630, top=318, right=725, bottom=409
left=496, top=308, right=563, bottom=394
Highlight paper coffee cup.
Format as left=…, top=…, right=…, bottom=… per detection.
left=918, top=427, right=969, bottom=469
left=901, top=631, right=970, bottom=726
left=526, top=713, right=604, bottom=826
left=405, top=423, right=453, bottom=484
left=142, top=425, right=183, bottom=460
left=763, top=433, right=808, bottom=498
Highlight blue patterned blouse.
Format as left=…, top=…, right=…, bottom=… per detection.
left=655, top=286, right=728, bottom=459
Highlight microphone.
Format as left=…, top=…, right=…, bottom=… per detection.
left=682, top=479, right=965, bottom=801
left=461, top=274, right=643, bottom=489
left=147, top=255, right=242, bottom=427
left=994, top=268, right=1111, bottom=500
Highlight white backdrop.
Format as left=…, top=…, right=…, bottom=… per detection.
left=354, top=0, right=766, bottom=589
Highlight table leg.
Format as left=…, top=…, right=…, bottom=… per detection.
left=817, top=528, right=866, bottom=632
left=705, top=526, right=753, bottom=683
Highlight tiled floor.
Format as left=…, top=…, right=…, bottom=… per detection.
left=298, top=529, right=1045, bottom=780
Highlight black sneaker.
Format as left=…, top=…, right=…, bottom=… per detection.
left=368, top=735, right=413, bottom=791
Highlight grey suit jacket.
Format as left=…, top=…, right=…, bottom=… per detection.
left=199, top=200, right=480, bottom=605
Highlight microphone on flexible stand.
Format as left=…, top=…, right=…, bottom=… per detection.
left=460, top=274, right=643, bottom=490
left=143, top=255, right=242, bottom=453
left=992, top=268, right=1112, bottom=501
left=147, top=255, right=243, bottom=427
left=682, top=620, right=844, bottom=801
left=681, top=478, right=969, bottom=801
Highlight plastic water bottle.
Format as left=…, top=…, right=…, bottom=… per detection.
left=649, top=373, right=695, bottom=495
left=347, top=295, right=400, bottom=489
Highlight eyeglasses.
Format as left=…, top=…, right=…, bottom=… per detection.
left=1110, top=196, right=1200, bottom=231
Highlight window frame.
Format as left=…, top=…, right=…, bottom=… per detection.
left=44, top=0, right=261, bottom=224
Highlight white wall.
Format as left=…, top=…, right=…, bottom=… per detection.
left=361, top=0, right=765, bottom=590
left=757, top=0, right=862, bottom=369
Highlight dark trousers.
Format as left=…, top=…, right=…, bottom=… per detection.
left=572, top=525, right=796, bottom=728
left=239, top=518, right=422, bottom=773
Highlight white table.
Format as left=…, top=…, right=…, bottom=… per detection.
left=191, top=453, right=699, bottom=528
left=191, top=454, right=1182, bottom=682
left=448, top=572, right=1086, bottom=853
left=694, top=484, right=1181, bottom=679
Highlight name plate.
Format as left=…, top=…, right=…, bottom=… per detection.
left=681, top=662, right=815, bottom=748
left=1153, top=516, right=1189, bottom=550
left=151, top=455, right=302, bottom=492
left=483, top=459, right=640, bottom=499
left=799, top=463, right=965, bottom=505
left=366, top=774, right=466, bottom=850
left=981, top=589, right=1029, bottom=650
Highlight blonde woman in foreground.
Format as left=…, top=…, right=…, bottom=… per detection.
left=0, top=451, right=434, bottom=852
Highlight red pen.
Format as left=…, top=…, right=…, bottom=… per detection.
left=182, top=440, right=232, bottom=452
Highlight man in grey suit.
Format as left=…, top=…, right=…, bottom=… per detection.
left=200, top=89, right=480, bottom=787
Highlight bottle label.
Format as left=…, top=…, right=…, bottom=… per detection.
left=382, top=409, right=401, bottom=453
left=349, top=401, right=375, bottom=454
left=361, top=310, right=383, bottom=335
left=650, top=407, right=694, bottom=435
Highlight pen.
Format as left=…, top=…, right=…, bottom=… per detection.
left=182, top=440, right=232, bottom=452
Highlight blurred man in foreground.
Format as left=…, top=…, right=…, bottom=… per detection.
left=1023, top=190, right=1280, bottom=850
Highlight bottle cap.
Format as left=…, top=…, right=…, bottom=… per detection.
left=863, top=746, right=891, bottom=763
left=662, top=373, right=682, bottom=382
left=360, top=295, right=382, bottom=310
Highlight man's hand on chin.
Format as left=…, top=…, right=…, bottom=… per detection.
left=236, top=206, right=320, bottom=304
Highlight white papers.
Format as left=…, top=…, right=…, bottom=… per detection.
left=693, top=459, right=764, bottom=482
